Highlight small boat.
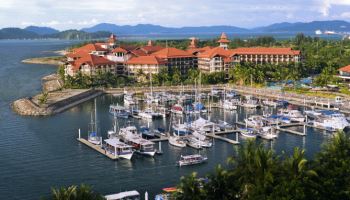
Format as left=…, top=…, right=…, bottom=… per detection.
left=109, top=104, right=130, bottom=118
left=263, top=114, right=291, bottom=125
left=244, top=115, right=264, bottom=128
left=104, top=138, right=134, bottom=160
left=192, top=131, right=212, bottom=148
left=185, top=136, right=202, bottom=149
left=278, top=109, right=305, bottom=122
left=189, top=117, right=220, bottom=133
left=222, top=99, right=238, bottom=110
left=307, top=110, right=350, bottom=132
left=168, top=134, right=186, bottom=148
left=225, top=90, right=238, bottom=98
left=171, top=104, right=184, bottom=115
left=124, top=94, right=137, bottom=105
left=257, top=126, right=277, bottom=140
left=240, top=128, right=256, bottom=138
left=263, top=99, right=278, bottom=107
left=119, top=125, right=156, bottom=156
left=172, top=123, right=191, bottom=136
left=217, top=120, right=233, bottom=131
left=178, top=154, right=208, bottom=167
left=140, top=126, right=155, bottom=139
left=104, top=190, right=140, bottom=200
left=138, top=109, right=154, bottom=119
left=193, top=102, right=207, bottom=113
left=241, top=96, right=259, bottom=109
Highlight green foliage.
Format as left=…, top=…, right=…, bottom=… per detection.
left=38, top=92, right=48, bottom=104
left=64, top=72, right=133, bottom=89
left=175, top=132, right=350, bottom=200
left=47, top=184, right=104, bottom=200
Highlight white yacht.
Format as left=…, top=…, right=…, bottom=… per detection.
left=119, top=126, right=156, bottom=156
left=240, top=128, right=256, bottom=138
left=189, top=117, right=220, bottom=133
left=222, top=99, right=238, bottom=110
left=178, top=154, right=208, bottom=167
left=124, top=94, right=137, bottom=105
left=278, top=109, right=305, bottom=122
left=109, top=104, right=130, bottom=118
left=192, top=131, right=212, bottom=148
left=104, top=138, right=134, bottom=160
left=244, top=115, right=264, bottom=128
left=241, top=96, right=259, bottom=109
left=105, top=190, right=140, bottom=200
left=168, top=135, right=186, bottom=148
left=308, top=110, right=350, bottom=132
left=257, top=126, right=277, bottom=140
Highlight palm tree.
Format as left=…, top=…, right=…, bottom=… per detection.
left=175, top=172, right=203, bottom=200
left=48, top=184, right=104, bottom=200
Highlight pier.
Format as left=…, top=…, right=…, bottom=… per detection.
left=235, top=121, right=306, bottom=136
left=206, top=133, right=240, bottom=145
left=77, top=138, right=118, bottom=160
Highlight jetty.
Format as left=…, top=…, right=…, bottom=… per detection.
left=77, top=138, right=118, bottom=160
left=235, top=121, right=307, bottom=136
left=207, top=133, right=240, bottom=144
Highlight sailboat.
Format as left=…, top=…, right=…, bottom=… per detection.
left=88, top=98, right=102, bottom=145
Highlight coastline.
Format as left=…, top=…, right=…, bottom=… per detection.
left=21, top=56, right=64, bottom=65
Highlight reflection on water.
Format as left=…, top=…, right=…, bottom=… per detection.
left=0, top=40, right=330, bottom=200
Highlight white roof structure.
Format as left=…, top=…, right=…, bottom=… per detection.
left=104, top=138, right=132, bottom=148
left=105, top=190, right=140, bottom=200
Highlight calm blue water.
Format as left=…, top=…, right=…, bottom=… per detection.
left=0, top=40, right=330, bottom=200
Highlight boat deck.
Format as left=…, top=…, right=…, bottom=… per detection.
left=77, top=138, right=118, bottom=160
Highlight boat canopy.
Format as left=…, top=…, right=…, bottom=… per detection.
left=104, top=138, right=132, bottom=148
left=104, top=190, right=140, bottom=200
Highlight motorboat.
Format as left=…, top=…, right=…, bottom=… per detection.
left=139, top=126, right=155, bottom=139
left=244, top=115, right=264, bottom=128
left=222, top=99, right=238, bottom=110
left=178, top=154, right=208, bottom=167
left=217, top=120, right=233, bottom=131
left=241, top=96, right=260, bottom=109
left=263, top=114, right=291, bottom=125
left=307, top=110, right=350, bottom=132
left=109, top=104, right=130, bottom=118
left=188, top=117, right=220, bottom=133
left=168, top=134, right=186, bottom=148
left=192, top=131, right=212, bottom=148
left=193, top=102, right=207, bottom=113
left=257, top=126, right=278, bottom=140
left=171, top=104, right=184, bottom=115
left=104, top=138, right=134, bottom=160
left=278, top=109, right=305, bottom=122
left=172, top=122, right=191, bottom=136
left=225, top=90, right=238, bottom=98
left=185, top=136, right=202, bottom=149
left=104, top=190, right=140, bottom=200
left=240, top=128, right=256, bottom=138
left=124, top=94, right=137, bottom=105
left=263, top=99, right=278, bottom=107
left=138, top=109, right=154, bottom=119
left=119, top=126, right=156, bottom=156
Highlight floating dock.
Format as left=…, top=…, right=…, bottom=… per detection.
left=77, top=138, right=118, bottom=160
left=207, top=133, right=240, bottom=145
left=235, top=122, right=306, bottom=136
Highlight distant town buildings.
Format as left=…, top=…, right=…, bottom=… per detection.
left=64, top=32, right=302, bottom=79
left=338, top=65, right=350, bottom=81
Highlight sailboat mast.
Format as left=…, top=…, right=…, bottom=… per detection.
left=94, top=98, right=97, bottom=133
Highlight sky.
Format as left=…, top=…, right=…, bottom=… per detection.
left=1, top=0, right=350, bottom=30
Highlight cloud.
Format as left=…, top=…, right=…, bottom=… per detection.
left=319, top=0, right=350, bottom=17
left=341, top=12, right=350, bottom=18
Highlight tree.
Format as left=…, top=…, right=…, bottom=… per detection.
left=48, top=184, right=104, bottom=200
left=174, top=172, right=204, bottom=200
left=314, top=131, right=350, bottom=200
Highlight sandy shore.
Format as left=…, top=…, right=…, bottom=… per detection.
left=21, top=56, right=64, bottom=65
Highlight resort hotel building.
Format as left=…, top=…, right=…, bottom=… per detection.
left=64, top=33, right=301, bottom=79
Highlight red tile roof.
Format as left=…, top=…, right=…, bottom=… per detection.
left=339, top=65, right=350, bottom=73
left=198, top=47, right=231, bottom=58
left=230, top=47, right=301, bottom=56
left=151, top=47, right=193, bottom=58
left=71, top=54, right=115, bottom=71
left=218, top=32, right=230, bottom=43
left=72, top=44, right=107, bottom=53
left=140, top=45, right=164, bottom=54
left=127, top=55, right=166, bottom=65
left=130, top=49, right=148, bottom=56
left=112, top=47, right=128, bottom=53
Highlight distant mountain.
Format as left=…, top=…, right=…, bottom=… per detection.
left=1, top=20, right=350, bottom=39
left=254, top=20, right=350, bottom=33
left=0, top=28, right=39, bottom=39
left=24, top=26, right=59, bottom=35
left=45, top=29, right=111, bottom=40
left=81, top=23, right=248, bottom=34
